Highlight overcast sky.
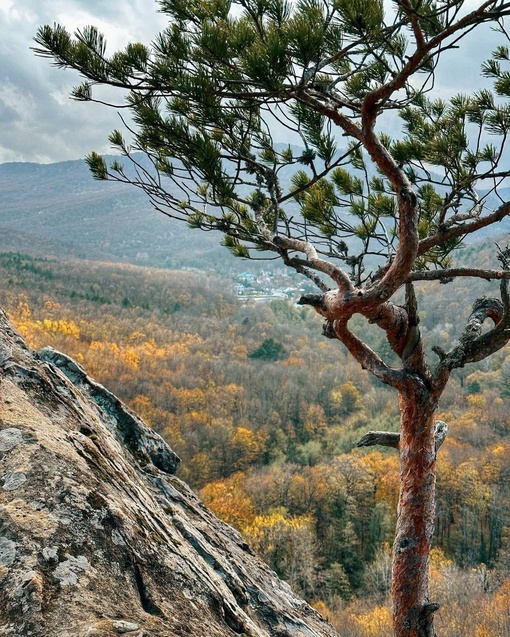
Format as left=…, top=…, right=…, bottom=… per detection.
left=0, top=0, right=505, bottom=164
left=0, top=0, right=168, bottom=163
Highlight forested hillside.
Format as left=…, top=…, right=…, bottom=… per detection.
left=2, top=158, right=510, bottom=272
left=0, top=159, right=230, bottom=269
left=0, top=244, right=509, bottom=636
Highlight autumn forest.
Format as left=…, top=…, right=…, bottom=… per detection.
left=0, top=243, right=509, bottom=636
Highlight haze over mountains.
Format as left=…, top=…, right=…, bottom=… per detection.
left=3, top=157, right=510, bottom=277
left=0, top=158, right=230, bottom=270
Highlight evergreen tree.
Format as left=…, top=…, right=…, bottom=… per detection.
left=34, top=2, right=510, bottom=635
left=249, top=337, right=287, bottom=361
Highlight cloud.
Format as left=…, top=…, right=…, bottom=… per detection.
left=0, top=0, right=166, bottom=163
left=0, top=0, right=507, bottom=164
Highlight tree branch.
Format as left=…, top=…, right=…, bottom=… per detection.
left=408, top=268, right=510, bottom=283
left=296, top=90, right=364, bottom=142
left=350, top=4, right=510, bottom=307
left=362, top=302, right=409, bottom=359
left=433, top=281, right=510, bottom=381
left=273, top=236, right=354, bottom=293
left=356, top=420, right=448, bottom=452
left=401, top=282, right=429, bottom=379
left=363, top=0, right=510, bottom=122
left=398, top=0, right=426, bottom=50
left=333, top=316, right=405, bottom=388
left=418, top=202, right=510, bottom=257
left=356, top=431, right=401, bottom=449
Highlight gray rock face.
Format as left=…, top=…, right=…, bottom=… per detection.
left=0, top=309, right=338, bottom=637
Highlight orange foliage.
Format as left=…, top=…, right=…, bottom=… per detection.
left=352, top=605, right=392, bottom=637
left=231, top=427, right=268, bottom=471
left=4, top=258, right=510, bottom=633
left=200, top=474, right=256, bottom=530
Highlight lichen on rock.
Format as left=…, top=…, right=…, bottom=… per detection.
left=0, top=536, right=16, bottom=567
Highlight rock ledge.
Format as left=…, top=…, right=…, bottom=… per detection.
left=0, top=309, right=338, bottom=637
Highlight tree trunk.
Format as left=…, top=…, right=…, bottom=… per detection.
left=392, top=387, right=438, bottom=637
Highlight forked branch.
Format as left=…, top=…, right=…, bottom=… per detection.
left=433, top=280, right=510, bottom=390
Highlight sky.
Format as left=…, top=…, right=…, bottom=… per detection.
left=0, top=0, right=505, bottom=165
left=0, top=0, right=167, bottom=163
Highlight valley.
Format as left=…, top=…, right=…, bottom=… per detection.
left=1, top=159, right=510, bottom=635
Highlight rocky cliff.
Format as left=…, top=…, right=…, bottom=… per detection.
left=0, top=309, right=339, bottom=637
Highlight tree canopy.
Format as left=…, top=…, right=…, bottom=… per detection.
left=33, top=1, right=510, bottom=286
left=32, top=0, right=510, bottom=382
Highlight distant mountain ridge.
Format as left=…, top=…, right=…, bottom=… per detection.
left=2, top=156, right=510, bottom=272
left=0, top=157, right=229, bottom=270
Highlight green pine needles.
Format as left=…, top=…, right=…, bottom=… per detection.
left=34, top=6, right=510, bottom=635
left=33, top=0, right=510, bottom=286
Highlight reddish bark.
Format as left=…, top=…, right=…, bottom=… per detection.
left=392, top=389, right=438, bottom=637
left=301, top=277, right=510, bottom=637
left=310, top=288, right=442, bottom=637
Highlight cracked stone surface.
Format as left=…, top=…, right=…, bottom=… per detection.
left=0, top=309, right=339, bottom=637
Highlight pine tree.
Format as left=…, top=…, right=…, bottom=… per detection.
left=33, top=2, right=510, bottom=635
